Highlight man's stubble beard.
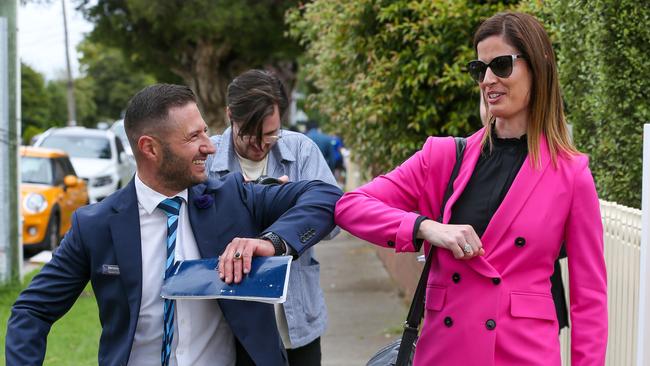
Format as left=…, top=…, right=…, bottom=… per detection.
left=158, top=142, right=206, bottom=192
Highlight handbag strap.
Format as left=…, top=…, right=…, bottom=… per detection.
left=395, top=137, right=466, bottom=365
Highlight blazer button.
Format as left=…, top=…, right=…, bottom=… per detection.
left=485, top=319, right=496, bottom=330
left=444, top=316, right=453, bottom=327
left=452, top=273, right=461, bottom=283
left=514, top=237, right=526, bottom=247
left=387, top=240, right=395, bottom=247
left=492, top=278, right=501, bottom=285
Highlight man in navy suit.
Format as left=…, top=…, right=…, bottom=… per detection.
left=5, top=84, right=341, bottom=366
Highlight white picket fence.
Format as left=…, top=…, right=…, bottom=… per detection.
left=559, top=200, right=642, bottom=365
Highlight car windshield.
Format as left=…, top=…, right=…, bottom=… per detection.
left=41, top=135, right=112, bottom=159
left=21, top=156, right=53, bottom=185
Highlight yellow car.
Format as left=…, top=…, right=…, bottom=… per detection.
left=20, top=146, right=89, bottom=253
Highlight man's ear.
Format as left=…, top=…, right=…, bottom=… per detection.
left=138, top=135, right=160, bottom=161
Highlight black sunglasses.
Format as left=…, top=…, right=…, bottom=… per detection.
left=467, top=54, right=525, bottom=83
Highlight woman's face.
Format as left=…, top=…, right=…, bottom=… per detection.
left=477, top=35, right=532, bottom=125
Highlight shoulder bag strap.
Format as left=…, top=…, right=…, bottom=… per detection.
left=395, top=137, right=466, bottom=365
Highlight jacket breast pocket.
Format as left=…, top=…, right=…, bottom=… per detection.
left=510, top=291, right=556, bottom=321
left=425, top=285, right=447, bottom=311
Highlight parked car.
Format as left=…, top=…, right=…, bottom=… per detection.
left=34, top=127, right=135, bottom=202
left=20, top=146, right=89, bottom=253
left=110, top=119, right=135, bottom=163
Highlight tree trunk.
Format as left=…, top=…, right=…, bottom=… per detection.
left=172, top=41, right=299, bottom=133
left=171, top=40, right=241, bottom=133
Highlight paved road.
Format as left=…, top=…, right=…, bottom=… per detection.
left=317, top=231, right=407, bottom=366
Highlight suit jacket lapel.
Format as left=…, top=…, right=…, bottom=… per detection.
left=110, top=180, right=143, bottom=320
left=437, top=129, right=499, bottom=278
left=480, top=134, right=551, bottom=255
left=442, top=130, right=483, bottom=224
left=188, top=183, right=221, bottom=258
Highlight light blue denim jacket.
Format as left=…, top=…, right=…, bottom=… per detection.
left=206, top=128, right=339, bottom=348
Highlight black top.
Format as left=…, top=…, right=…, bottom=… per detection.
left=448, top=130, right=527, bottom=236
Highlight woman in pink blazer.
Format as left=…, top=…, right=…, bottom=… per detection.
left=335, top=12, right=607, bottom=366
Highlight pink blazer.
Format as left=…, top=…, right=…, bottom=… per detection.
left=335, top=128, right=607, bottom=365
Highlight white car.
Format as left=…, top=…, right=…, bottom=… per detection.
left=110, top=119, right=135, bottom=164
left=34, top=127, right=135, bottom=203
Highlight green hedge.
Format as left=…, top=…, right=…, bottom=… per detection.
left=291, top=1, right=649, bottom=207
left=527, top=0, right=649, bottom=208
left=289, top=0, right=514, bottom=176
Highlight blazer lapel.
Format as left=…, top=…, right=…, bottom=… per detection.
left=187, top=183, right=221, bottom=258
left=442, top=130, right=484, bottom=223
left=480, top=134, right=551, bottom=254
left=440, top=129, right=500, bottom=279
left=110, top=180, right=143, bottom=320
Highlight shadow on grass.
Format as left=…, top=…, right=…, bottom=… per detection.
left=0, top=268, right=101, bottom=365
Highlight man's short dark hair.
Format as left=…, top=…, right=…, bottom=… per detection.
left=124, top=84, right=196, bottom=154
left=227, top=69, right=289, bottom=144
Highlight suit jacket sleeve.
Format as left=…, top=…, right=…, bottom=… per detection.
left=334, top=136, right=455, bottom=253
left=5, top=212, right=90, bottom=366
left=564, top=157, right=608, bottom=365
left=243, top=178, right=342, bottom=256
left=297, top=137, right=341, bottom=240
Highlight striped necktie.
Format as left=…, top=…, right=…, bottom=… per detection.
left=157, top=197, right=183, bottom=366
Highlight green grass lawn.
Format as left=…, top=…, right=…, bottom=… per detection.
left=0, top=269, right=101, bottom=365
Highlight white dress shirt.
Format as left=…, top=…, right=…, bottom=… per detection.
left=128, top=174, right=235, bottom=366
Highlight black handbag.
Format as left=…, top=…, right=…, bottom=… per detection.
left=366, top=137, right=466, bottom=366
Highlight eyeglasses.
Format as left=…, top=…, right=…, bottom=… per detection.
left=238, top=129, right=283, bottom=145
left=467, top=54, right=525, bottom=83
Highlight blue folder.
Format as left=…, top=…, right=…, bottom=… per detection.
left=161, top=256, right=292, bottom=304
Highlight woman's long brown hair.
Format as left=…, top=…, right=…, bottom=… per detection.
left=474, top=12, right=578, bottom=168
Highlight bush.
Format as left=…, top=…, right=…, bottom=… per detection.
left=526, top=0, right=650, bottom=208
left=291, top=0, right=649, bottom=207
left=289, top=0, right=515, bottom=176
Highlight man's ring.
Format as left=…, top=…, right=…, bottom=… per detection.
left=234, top=251, right=242, bottom=260
left=463, top=244, right=472, bottom=254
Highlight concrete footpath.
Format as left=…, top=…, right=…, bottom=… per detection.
left=316, top=231, right=408, bottom=366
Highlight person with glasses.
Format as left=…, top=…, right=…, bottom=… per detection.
left=6, top=84, right=341, bottom=366
left=206, top=69, right=339, bottom=366
left=335, top=12, right=607, bottom=365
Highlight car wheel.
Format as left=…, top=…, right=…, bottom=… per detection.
left=44, top=212, right=60, bottom=252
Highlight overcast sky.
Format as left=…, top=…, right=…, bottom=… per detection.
left=18, top=1, right=93, bottom=80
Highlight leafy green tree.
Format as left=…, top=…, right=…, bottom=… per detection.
left=20, top=62, right=51, bottom=142
left=45, top=80, right=68, bottom=127
left=46, top=77, right=97, bottom=128
left=78, top=39, right=156, bottom=121
left=289, top=0, right=514, bottom=176
left=77, top=0, right=302, bottom=131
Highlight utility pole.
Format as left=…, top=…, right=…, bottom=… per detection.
left=61, top=0, right=76, bottom=126
left=0, top=0, right=21, bottom=285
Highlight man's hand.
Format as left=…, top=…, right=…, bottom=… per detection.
left=218, top=238, right=275, bottom=284
left=417, top=220, right=485, bottom=259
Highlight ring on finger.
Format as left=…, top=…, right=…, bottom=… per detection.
left=233, top=251, right=243, bottom=260
left=463, top=243, right=472, bottom=254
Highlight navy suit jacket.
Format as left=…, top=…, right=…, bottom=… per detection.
left=6, top=174, right=341, bottom=366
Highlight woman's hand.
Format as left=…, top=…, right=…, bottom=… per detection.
left=417, top=219, right=485, bottom=259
